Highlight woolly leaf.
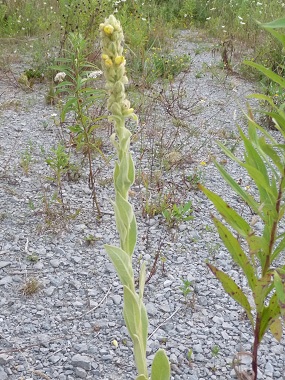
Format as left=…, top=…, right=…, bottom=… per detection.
left=151, top=349, right=171, bottom=380
left=104, top=245, right=134, bottom=289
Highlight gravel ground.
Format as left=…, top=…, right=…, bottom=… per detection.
left=0, top=30, right=284, bottom=380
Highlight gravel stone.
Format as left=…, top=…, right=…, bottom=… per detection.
left=0, top=261, right=11, bottom=269
left=71, top=354, right=92, bottom=370
left=74, top=367, right=87, bottom=378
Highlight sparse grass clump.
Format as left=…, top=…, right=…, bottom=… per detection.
left=21, top=277, right=41, bottom=296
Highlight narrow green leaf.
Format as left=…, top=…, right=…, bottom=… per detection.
left=244, top=61, right=285, bottom=89
left=259, top=137, right=283, bottom=172
left=253, top=274, right=273, bottom=312
left=215, top=161, right=259, bottom=213
left=274, top=271, right=285, bottom=303
left=247, top=93, right=277, bottom=109
left=140, top=302, right=148, bottom=353
left=104, top=244, right=134, bottom=289
left=199, top=184, right=251, bottom=237
left=243, top=163, right=276, bottom=200
left=139, top=262, right=146, bottom=300
left=207, top=263, right=253, bottom=325
left=151, top=349, right=171, bottom=380
left=272, top=236, right=285, bottom=263
left=269, top=317, right=283, bottom=342
left=261, top=17, right=285, bottom=29
left=259, top=293, right=281, bottom=340
left=213, top=217, right=257, bottom=290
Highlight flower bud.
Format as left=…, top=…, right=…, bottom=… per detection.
left=104, top=24, right=114, bottom=36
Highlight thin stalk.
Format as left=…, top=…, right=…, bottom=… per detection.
left=252, top=314, right=261, bottom=380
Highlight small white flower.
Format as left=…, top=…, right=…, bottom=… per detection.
left=54, top=72, right=66, bottom=82
left=240, top=21, right=246, bottom=25
left=141, top=17, right=146, bottom=21
left=210, top=7, right=216, bottom=10
left=221, top=25, right=225, bottom=28
left=206, top=17, right=211, bottom=20
left=256, top=2, right=262, bottom=5
left=238, top=16, right=243, bottom=20
left=114, top=8, right=118, bottom=13
left=87, top=70, right=103, bottom=79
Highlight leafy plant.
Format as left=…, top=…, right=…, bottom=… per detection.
left=52, top=32, right=105, bottom=215
left=180, top=278, right=192, bottom=303
left=46, top=144, right=70, bottom=205
left=162, top=200, right=193, bottom=227
left=199, top=18, right=285, bottom=380
left=20, top=143, right=33, bottom=175
left=147, top=51, right=191, bottom=83
left=101, top=15, right=170, bottom=380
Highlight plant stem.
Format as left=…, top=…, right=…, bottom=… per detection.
left=252, top=314, right=261, bottom=380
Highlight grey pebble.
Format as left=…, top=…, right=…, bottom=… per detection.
left=50, top=259, right=61, bottom=268
left=0, top=366, right=7, bottom=380
left=44, top=286, right=56, bottom=296
left=71, top=354, right=91, bottom=370
left=0, top=261, right=11, bottom=269
left=0, top=354, right=10, bottom=365
left=112, top=294, right=122, bottom=305
left=74, top=367, right=87, bottom=378
left=0, top=276, right=12, bottom=285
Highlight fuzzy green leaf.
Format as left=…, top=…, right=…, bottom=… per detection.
left=140, top=302, right=148, bottom=353
left=199, top=184, right=251, bottom=237
left=114, top=192, right=137, bottom=255
left=151, top=349, right=171, bottom=380
left=123, top=286, right=140, bottom=339
left=104, top=244, right=134, bottom=289
left=139, top=262, right=146, bottom=301
left=207, top=263, right=253, bottom=325
left=133, top=334, right=148, bottom=377
left=136, top=376, right=148, bottom=380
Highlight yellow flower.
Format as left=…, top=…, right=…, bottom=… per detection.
left=200, top=161, right=207, bottom=166
left=104, top=58, right=113, bottom=67
left=102, top=54, right=109, bottom=60
left=104, top=24, right=114, bottom=36
left=115, top=56, right=125, bottom=65
left=112, top=339, right=118, bottom=348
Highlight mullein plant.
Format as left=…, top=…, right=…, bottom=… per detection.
left=100, top=15, right=170, bottom=380
left=199, top=18, right=285, bottom=380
